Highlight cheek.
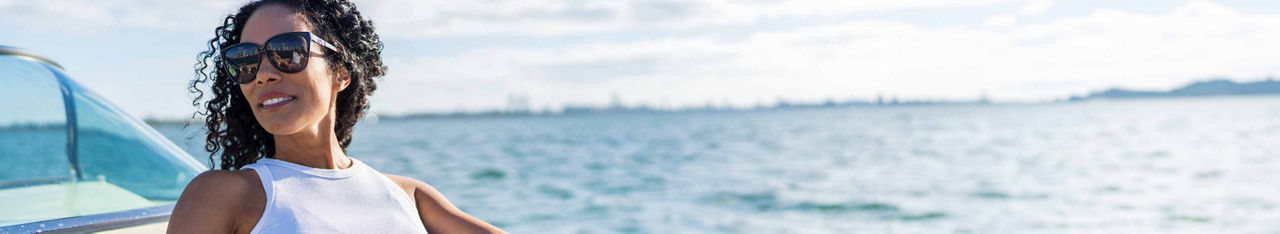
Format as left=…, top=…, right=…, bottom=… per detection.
left=301, top=67, right=336, bottom=107
left=308, top=64, right=337, bottom=96
left=238, top=85, right=255, bottom=107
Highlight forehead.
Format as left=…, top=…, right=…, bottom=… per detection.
left=241, top=4, right=312, bottom=44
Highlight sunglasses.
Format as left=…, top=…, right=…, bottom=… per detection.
left=223, top=31, right=339, bottom=84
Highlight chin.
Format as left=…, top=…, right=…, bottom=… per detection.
left=265, top=115, right=322, bottom=136
left=250, top=94, right=329, bottom=136
left=254, top=111, right=306, bottom=136
left=260, top=122, right=301, bottom=136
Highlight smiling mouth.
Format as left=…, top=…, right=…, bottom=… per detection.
left=261, top=96, right=296, bottom=109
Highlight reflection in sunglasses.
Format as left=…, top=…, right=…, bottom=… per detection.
left=270, top=53, right=287, bottom=69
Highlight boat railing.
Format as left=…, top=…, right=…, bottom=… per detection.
left=0, top=204, right=173, bottom=233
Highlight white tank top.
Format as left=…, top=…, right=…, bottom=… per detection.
left=241, top=157, right=429, bottom=234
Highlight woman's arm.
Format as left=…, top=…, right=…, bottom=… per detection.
left=386, top=174, right=506, bottom=234
left=168, top=170, right=263, bottom=234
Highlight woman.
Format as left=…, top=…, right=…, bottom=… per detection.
left=169, top=0, right=505, bottom=233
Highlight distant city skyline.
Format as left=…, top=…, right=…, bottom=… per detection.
left=5, top=0, right=1280, bottom=119
left=346, top=77, right=1275, bottom=120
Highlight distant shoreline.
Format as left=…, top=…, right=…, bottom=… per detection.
left=140, top=78, right=1280, bottom=125
left=358, top=78, right=1280, bottom=121
left=1069, top=79, right=1280, bottom=101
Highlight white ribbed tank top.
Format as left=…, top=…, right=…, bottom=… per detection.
left=241, top=157, right=429, bottom=234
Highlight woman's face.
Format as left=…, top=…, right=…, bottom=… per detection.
left=239, top=4, right=347, bottom=136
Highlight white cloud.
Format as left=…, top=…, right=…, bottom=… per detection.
left=983, top=14, right=1018, bottom=27
left=1019, top=0, right=1051, bottom=16
left=6, top=0, right=1280, bottom=116
left=0, top=0, right=1028, bottom=37
left=371, top=39, right=741, bottom=113
left=0, top=0, right=1022, bottom=37
left=357, top=0, right=1026, bottom=38
left=369, top=0, right=1280, bottom=113
left=0, top=0, right=240, bottom=33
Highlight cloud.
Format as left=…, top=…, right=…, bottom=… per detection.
left=1019, top=0, right=1051, bottom=16
left=369, top=39, right=741, bottom=113
left=357, top=0, right=1025, bottom=38
left=0, top=0, right=240, bottom=34
left=367, top=0, right=1280, bottom=113
left=983, top=14, right=1018, bottom=27
left=0, top=0, right=1027, bottom=37
left=7, top=0, right=1280, bottom=116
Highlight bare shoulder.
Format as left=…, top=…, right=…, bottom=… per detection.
left=168, top=169, right=266, bottom=233
left=384, top=174, right=436, bottom=196
left=382, top=174, right=450, bottom=209
left=382, top=173, right=506, bottom=234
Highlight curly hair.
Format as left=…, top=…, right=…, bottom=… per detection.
left=190, top=0, right=385, bottom=170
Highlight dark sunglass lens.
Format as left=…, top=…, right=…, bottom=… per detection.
left=225, top=44, right=262, bottom=83
left=266, top=34, right=308, bottom=73
left=232, top=62, right=261, bottom=84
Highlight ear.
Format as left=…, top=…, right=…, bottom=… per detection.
left=333, top=67, right=351, bottom=92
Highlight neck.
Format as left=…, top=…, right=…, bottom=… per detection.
left=270, top=113, right=350, bottom=169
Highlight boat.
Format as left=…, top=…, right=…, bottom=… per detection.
left=0, top=46, right=206, bottom=233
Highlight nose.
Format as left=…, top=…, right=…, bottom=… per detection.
left=252, top=57, right=283, bottom=85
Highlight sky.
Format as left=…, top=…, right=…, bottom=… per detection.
left=3, top=0, right=1280, bottom=118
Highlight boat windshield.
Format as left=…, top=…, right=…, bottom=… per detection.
left=0, top=55, right=206, bottom=226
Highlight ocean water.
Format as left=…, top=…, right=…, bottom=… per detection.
left=153, top=96, right=1280, bottom=233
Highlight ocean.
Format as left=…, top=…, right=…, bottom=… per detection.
left=153, top=95, right=1280, bottom=233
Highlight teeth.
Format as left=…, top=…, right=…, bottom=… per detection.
left=263, top=97, right=292, bottom=106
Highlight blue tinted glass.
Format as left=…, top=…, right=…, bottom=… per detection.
left=65, top=73, right=205, bottom=201
left=0, top=57, right=207, bottom=226
left=0, top=56, right=70, bottom=186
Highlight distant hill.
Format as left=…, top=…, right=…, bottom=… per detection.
left=1070, top=79, right=1280, bottom=101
